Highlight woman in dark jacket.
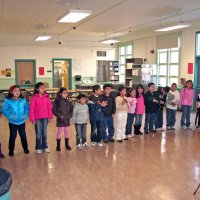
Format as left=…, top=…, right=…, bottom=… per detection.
left=52, top=87, right=73, bottom=151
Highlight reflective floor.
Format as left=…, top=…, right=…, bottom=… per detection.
left=1, top=111, right=200, bottom=200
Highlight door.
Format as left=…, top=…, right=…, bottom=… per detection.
left=53, top=59, right=72, bottom=89
left=96, top=60, right=109, bottom=82
left=15, top=59, right=36, bottom=87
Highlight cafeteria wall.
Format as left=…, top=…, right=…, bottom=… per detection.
left=0, top=46, right=116, bottom=89
left=130, top=29, right=198, bottom=83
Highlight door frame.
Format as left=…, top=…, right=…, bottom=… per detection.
left=52, top=58, right=72, bottom=89
left=15, top=59, right=36, bottom=88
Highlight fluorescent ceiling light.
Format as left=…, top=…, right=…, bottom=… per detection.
left=100, top=39, right=120, bottom=44
left=155, top=23, right=191, bottom=32
left=35, top=35, right=51, bottom=41
left=59, top=9, right=92, bottom=23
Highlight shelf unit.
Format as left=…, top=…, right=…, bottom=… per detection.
left=109, top=61, right=119, bottom=83
left=125, top=58, right=143, bottom=87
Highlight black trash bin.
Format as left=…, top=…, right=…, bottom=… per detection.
left=0, top=168, right=12, bottom=200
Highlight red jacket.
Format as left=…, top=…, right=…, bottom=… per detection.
left=29, top=93, right=53, bottom=122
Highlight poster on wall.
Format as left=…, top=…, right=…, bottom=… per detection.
left=188, top=63, right=193, bottom=74
left=39, top=67, right=45, bottom=75
left=5, top=68, right=11, bottom=77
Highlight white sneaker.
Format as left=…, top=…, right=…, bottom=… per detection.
left=97, top=142, right=103, bottom=147
left=77, top=144, right=82, bottom=149
left=181, top=126, right=186, bottom=130
left=82, top=143, right=90, bottom=148
left=36, top=149, right=42, bottom=154
left=91, top=142, right=96, bottom=147
left=167, top=127, right=171, bottom=130
left=128, top=134, right=134, bottom=138
left=171, top=127, right=175, bottom=130
left=44, top=148, right=50, bottom=153
left=186, top=126, right=192, bottom=130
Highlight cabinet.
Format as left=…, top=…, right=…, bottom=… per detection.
left=109, top=61, right=119, bottom=83
left=125, top=58, right=143, bottom=87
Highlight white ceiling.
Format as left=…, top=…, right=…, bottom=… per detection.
left=0, top=0, right=200, bottom=47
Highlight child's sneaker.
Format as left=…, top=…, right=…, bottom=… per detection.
left=181, top=126, right=186, bottom=130
left=44, top=148, right=50, bottom=153
left=128, top=134, right=134, bottom=138
left=36, top=149, right=42, bottom=154
left=91, top=142, right=96, bottom=147
left=97, top=142, right=103, bottom=147
left=82, top=143, right=90, bottom=148
left=186, top=126, right=192, bottom=130
left=167, top=127, right=171, bottom=130
left=77, top=144, right=82, bottom=149
left=171, top=126, right=175, bottom=130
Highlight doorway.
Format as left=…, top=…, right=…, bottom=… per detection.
left=52, top=59, right=72, bottom=89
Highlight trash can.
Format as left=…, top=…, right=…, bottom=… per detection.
left=0, top=168, right=12, bottom=200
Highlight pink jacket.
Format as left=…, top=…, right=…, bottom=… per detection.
left=127, top=97, right=137, bottom=114
left=29, top=93, right=53, bottom=122
left=136, top=95, right=145, bottom=114
left=179, top=88, right=194, bottom=106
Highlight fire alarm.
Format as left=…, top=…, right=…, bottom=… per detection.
left=150, top=50, right=155, bottom=54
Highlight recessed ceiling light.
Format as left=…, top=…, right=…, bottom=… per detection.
left=155, top=23, right=191, bottom=32
left=35, top=35, right=51, bottom=41
left=100, top=39, right=120, bottom=44
left=58, top=9, right=92, bottom=23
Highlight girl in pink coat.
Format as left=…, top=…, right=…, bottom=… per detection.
left=179, top=80, right=194, bottom=130
left=29, top=82, right=53, bottom=154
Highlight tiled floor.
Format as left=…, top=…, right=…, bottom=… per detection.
left=1, top=111, right=200, bottom=200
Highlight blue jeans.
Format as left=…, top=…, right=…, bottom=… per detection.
left=90, top=121, right=102, bottom=143
left=75, top=123, right=87, bottom=145
left=35, top=118, right=48, bottom=150
left=135, top=114, right=143, bottom=125
left=126, top=113, right=135, bottom=135
left=166, top=108, right=176, bottom=127
left=181, top=105, right=192, bottom=127
left=144, top=113, right=156, bottom=131
left=155, top=109, right=163, bottom=129
left=102, top=116, right=114, bottom=140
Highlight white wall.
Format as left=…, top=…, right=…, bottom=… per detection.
left=133, top=37, right=156, bottom=64
left=0, top=45, right=116, bottom=78
left=181, top=29, right=197, bottom=80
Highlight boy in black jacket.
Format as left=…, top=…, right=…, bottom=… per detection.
left=101, top=84, right=116, bottom=143
left=155, top=86, right=169, bottom=131
left=144, top=83, right=159, bottom=134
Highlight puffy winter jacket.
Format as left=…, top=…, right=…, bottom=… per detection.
left=29, top=93, right=53, bottom=122
left=2, top=98, right=29, bottom=125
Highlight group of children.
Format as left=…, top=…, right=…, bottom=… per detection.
left=0, top=80, right=198, bottom=158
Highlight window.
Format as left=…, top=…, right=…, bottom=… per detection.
left=157, top=48, right=180, bottom=87
left=119, top=44, right=133, bottom=82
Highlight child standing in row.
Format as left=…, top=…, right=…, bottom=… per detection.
left=144, top=83, right=159, bottom=134
left=115, top=86, right=128, bottom=142
left=166, top=83, right=180, bottom=130
left=72, top=94, right=89, bottom=149
left=179, top=80, right=194, bottom=130
left=29, top=82, right=53, bottom=154
left=88, top=85, right=107, bottom=147
left=53, top=87, right=73, bottom=151
left=125, top=88, right=137, bottom=139
left=2, top=85, right=29, bottom=157
left=195, top=93, right=200, bottom=129
left=134, top=85, right=145, bottom=135
left=0, top=104, right=5, bottom=158
left=156, top=87, right=168, bottom=131
left=101, top=84, right=116, bottom=143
